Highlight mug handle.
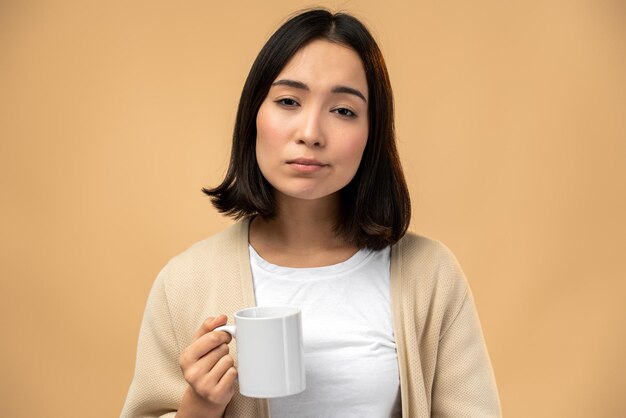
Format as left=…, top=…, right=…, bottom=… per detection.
left=214, top=325, right=236, bottom=338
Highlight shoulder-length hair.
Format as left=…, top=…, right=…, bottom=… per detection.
left=203, top=8, right=411, bottom=250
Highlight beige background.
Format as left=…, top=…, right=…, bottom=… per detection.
left=1, top=0, right=625, bottom=417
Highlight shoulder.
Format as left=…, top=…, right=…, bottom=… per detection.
left=149, top=220, right=251, bottom=339
left=154, top=220, right=248, bottom=295
left=395, top=231, right=464, bottom=279
left=392, top=231, right=469, bottom=322
left=165, top=221, right=246, bottom=272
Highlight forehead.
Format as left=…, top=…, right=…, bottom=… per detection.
left=275, top=39, right=368, bottom=96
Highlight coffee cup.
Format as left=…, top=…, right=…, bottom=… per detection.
left=214, top=306, right=306, bottom=398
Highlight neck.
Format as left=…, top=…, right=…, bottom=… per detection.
left=255, top=192, right=341, bottom=249
left=248, top=192, right=358, bottom=267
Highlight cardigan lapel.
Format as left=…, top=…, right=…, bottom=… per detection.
left=236, top=218, right=257, bottom=308
left=390, top=237, right=410, bottom=418
left=228, top=218, right=271, bottom=417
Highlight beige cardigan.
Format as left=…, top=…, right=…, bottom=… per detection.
left=121, top=220, right=501, bottom=417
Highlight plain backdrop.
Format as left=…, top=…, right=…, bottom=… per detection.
left=1, top=0, right=625, bottom=417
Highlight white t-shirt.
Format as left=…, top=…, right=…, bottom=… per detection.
left=250, top=245, right=401, bottom=418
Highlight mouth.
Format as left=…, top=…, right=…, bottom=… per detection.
left=286, top=158, right=328, bottom=167
left=287, top=158, right=328, bottom=166
left=286, top=157, right=329, bottom=173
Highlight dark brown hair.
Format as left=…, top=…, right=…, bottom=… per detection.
left=203, top=8, right=410, bottom=250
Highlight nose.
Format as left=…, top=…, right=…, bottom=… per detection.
left=296, top=108, right=325, bottom=148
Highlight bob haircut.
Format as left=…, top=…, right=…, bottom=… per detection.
left=203, top=8, right=411, bottom=250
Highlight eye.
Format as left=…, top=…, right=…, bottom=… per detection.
left=333, top=107, right=357, bottom=118
left=276, top=98, right=300, bottom=107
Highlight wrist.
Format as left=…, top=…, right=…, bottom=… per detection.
left=176, top=387, right=225, bottom=418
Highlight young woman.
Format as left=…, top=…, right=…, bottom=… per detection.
left=121, top=9, right=501, bottom=418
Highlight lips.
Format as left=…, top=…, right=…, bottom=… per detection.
left=286, top=157, right=328, bottom=173
left=287, top=157, right=327, bottom=166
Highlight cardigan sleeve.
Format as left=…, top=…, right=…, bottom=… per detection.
left=430, top=287, right=501, bottom=417
left=120, top=263, right=187, bottom=418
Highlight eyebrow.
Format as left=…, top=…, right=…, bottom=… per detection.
left=271, top=79, right=367, bottom=103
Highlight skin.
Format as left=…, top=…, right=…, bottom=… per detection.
left=176, top=39, right=369, bottom=417
left=251, top=39, right=369, bottom=268
left=176, top=315, right=236, bottom=418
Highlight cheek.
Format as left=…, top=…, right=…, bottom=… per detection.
left=255, top=102, right=289, bottom=178
left=349, top=135, right=368, bottom=157
left=338, top=127, right=368, bottom=167
left=256, top=102, right=286, bottom=148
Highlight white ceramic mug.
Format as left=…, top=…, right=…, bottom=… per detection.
left=214, top=306, right=306, bottom=398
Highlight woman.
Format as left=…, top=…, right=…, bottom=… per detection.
left=121, top=8, right=501, bottom=418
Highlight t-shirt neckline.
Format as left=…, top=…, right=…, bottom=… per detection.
left=248, top=244, right=374, bottom=277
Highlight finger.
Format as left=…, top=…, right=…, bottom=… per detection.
left=189, top=343, right=230, bottom=376
left=197, top=361, right=238, bottom=406
left=214, top=364, right=238, bottom=395
left=193, top=315, right=228, bottom=340
left=182, top=343, right=230, bottom=385
left=203, top=352, right=236, bottom=387
left=182, top=331, right=231, bottom=365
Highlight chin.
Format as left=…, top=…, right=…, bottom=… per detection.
left=274, top=186, right=339, bottom=202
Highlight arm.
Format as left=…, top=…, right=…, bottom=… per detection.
left=431, top=288, right=502, bottom=417
left=176, top=316, right=237, bottom=418
left=120, top=264, right=187, bottom=418
left=121, top=265, right=237, bottom=418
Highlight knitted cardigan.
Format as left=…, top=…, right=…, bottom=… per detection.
left=121, top=220, right=501, bottom=417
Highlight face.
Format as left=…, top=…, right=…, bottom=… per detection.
left=255, top=39, right=369, bottom=204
